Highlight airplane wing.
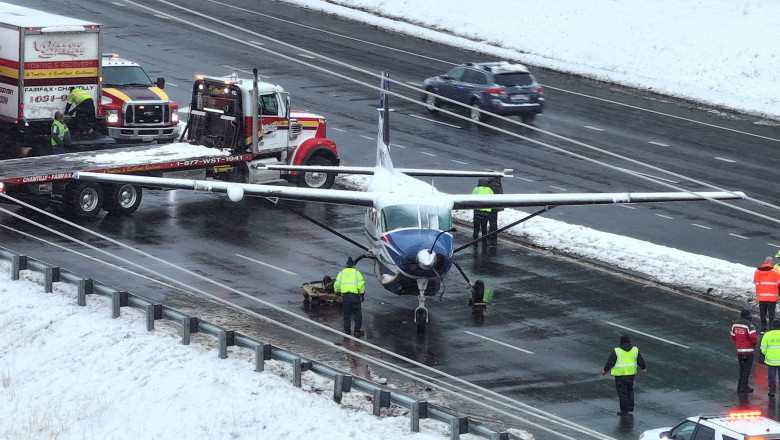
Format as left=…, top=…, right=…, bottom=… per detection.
left=74, top=172, right=375, bottom=206
left=263, top=164, right=511, bottom=178
left=449, top=191, right=747, bottom=209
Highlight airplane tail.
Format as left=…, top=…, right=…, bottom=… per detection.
left=376, top=70, right=393, bottom=171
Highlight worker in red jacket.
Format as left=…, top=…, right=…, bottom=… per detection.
left=731, top=308, right=758, bottom=393
left=754, top=257, right=780, bottom=333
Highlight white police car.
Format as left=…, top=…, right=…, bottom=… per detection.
left=639, top=411, right=780, bottom=439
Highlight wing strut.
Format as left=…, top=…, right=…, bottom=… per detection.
left=285, top=205, right=369, bottom=252
left=454, top=206, right=553, bottom=253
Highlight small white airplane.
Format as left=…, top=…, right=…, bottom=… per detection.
left=76, top=71, right=746, bottom=333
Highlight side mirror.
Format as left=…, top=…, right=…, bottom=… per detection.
left=156, top=77, right=165, bottom=89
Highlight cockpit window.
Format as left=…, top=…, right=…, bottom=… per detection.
left=380, top=204, right=452, bottom=232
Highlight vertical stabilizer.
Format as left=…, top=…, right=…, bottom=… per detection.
left=376, top=70, right=393, bottom=171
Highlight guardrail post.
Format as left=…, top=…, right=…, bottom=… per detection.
left=182, top=316, right=199, bottom=345
left=490, top=432, right=509, bottom=440
left=293, top=358, right=302, bottom=387
left=146, top=304, right=162, bottom=331
left=11, top=254, right=27, bottom=280
left=372, top=389, right=391, bottom=416
left=450, top=417, right=468, bottom=440
left=333, top=374, right=353, bottom=403
left=77, top=278, right=93, bottom=306
left=44, top=266, right=60, bottom=292
left=111, top=291, right=129, bottom=318
left=218, top=330, right=235, bottom=359
left=410, top=401, right=428, bottom=432
left=254, top=344, right=271, bottom=372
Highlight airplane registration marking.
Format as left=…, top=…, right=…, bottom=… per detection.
left=235, top=254, right=297, bottom=275
left=691, top=223, right=712, bottom=230
left=408, top=113, right=461, bottom=128
left=729, top=233, right=749, bottom=240
left=464, top=331, right=534, bottom=354
left=604, top=321, right=689, bottom=349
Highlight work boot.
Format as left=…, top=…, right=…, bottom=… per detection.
left=343, top=328, right=351, bottom=335
left=353, top=330, right=365, bottom=337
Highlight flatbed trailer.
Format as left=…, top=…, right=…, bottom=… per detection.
left=0, top=142, right=256, bottom=216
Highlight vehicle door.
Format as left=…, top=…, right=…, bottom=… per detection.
left=460, top=69, right=489, bottom=106
left=436, top=66, right=467, bottom=102
left=689, top=424, right=715, bottom=440
left=258, top=92, right=285, bottom=150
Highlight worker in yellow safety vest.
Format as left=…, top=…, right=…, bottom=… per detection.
left=51, top=111, right=71, bottom=154
left=471, top=179, right=494, bottom=244
left=602, top=334, right=647, bottom=416
left=761, top=319, right=780, bottom=397
left=334, top=257, right=365, bottom=336
left=64, top=87, right=97, bottom=136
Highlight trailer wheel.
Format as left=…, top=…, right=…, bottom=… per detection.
left=298, top=155, right=336, bottom=189
left=67, top=182, right=104, bottom=217
left=104, top=183, right=142, bottom=215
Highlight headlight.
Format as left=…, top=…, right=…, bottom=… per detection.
left=106, top=109, right=119, bottom=124
left=171, top=111, right=179, bottom=124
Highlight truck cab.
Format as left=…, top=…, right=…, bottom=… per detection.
left=187, top=73, right=339, bottom=189
left=101, top=54, right=179, bottom=143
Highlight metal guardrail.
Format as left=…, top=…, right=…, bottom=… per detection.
left=0, top=246, right=515, bottom=440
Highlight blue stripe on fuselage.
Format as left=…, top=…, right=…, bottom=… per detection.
left=382, top=229, right=453, bottom=278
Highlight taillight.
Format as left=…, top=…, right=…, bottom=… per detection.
left=535, top=86, right=543, bottom=94
left=486, top=88, right=506, bottom=97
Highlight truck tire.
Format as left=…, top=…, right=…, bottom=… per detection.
left=298, top=155, right=336, bottom=189
left=67, top=182, right=104, bottom=217
left=103, top=183, right=142, bottom=215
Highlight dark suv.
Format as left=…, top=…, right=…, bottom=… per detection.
left=422, top=61, right=544, bottom=123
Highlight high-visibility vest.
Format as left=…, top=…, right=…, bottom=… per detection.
left=67, top=88, right=91, bottom=106
left=334, top=267, right=364, bottom=294
left=754, top=263, right=780, bottom=302
left=51, top=119, right=68, bottom=146
left=472, top=186, right=494, bottom=212
left=761, top=330, right=780, bottom=366
left=610, top=347, right=638, bottom=376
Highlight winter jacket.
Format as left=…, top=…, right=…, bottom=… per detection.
left=603, top=341, right=646, bottom=376
left=731, top=317, right=758, bottom=353
left=754, top=263, right=780, bottom=302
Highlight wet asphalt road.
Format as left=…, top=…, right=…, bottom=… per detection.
left=0, top=193, right=764, bottom=440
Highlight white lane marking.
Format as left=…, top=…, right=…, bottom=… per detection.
left=166, top=82, right=179, bottom=87
left=729, top=233, right=749, bottom=240
left=421, top=151, right=436, bottom=157
left=451, top=159, right=468, bottom=165
left=408, top=113, right=462, bottom=128
left=249, top=40, right=265, bottom=46
left=464, top=331, right=534, bottom=354
left=768, top=242, right=780, bottom=249
left=549, top=185, right=568, bottom=192
left=235, top=254, right=297, bottom=275
left=154, top=14, right=170, bottom=19
left=111, top=1, right=126, bottom=5
left=619, top=204, right=636, bottom=209
left=715, top=157, right=736, bottom=163
left=583, top=125, right=604, bottom=131
left=605, top=321, right=690, bottom=349
left=692, top=223, right=712, bottom=230
left=514, top=176, right=533, bottom=182
left=331, top=127, right=346, bottom=132
left=298, top=53, right=317, bottom=59
left=648, top=141, right=670, bottom=147
left=613, top=167, right=678, bottom=184
left=392, top=144, right=407, bottom=149
left=655, top=214, right=673, bottom=219
left=405, top=81, right=424, bottom=87
left=360, top=135, right=374, bottom=140
left=221, top=65, right=270, bottom=78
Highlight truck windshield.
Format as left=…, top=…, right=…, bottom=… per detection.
left=103, top=66, right=154, bottom=87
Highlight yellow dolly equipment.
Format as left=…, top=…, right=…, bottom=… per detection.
left=301, top=276, right=342, bottom=306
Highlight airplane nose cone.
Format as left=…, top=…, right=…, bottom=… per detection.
left=416, top=249, right=437, bottom=270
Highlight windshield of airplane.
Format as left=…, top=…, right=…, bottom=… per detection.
left=380, top=204, right=452, bottom=232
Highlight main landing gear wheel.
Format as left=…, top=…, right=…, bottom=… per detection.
left=415, top=308, right=428, bottom=334
left=471, top=280, right=486, bottom=309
